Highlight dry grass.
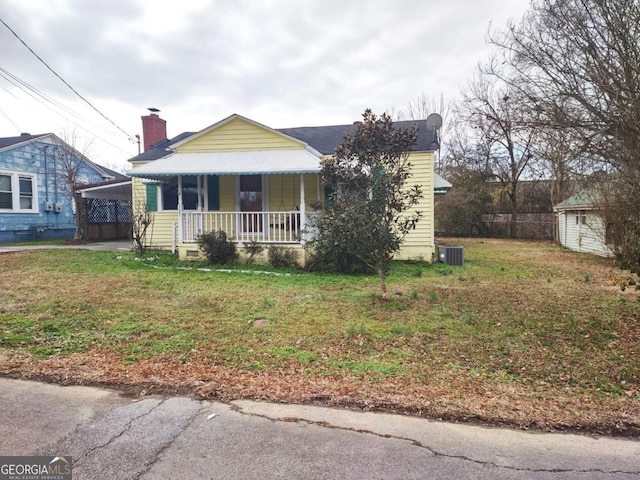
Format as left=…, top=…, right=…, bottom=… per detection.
left=0, top=238, right=638, bottom=435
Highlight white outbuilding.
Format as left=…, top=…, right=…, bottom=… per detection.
left=554, top=189, right=611, bottom=257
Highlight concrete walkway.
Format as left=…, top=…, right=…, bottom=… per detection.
left=0, top=378, right=638, bottom=479
left=0, top=239, right=133, bottom=253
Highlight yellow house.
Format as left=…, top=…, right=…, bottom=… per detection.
left=128, top=113, right=438, bottom=264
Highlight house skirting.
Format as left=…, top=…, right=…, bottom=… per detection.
left=177, top=242, right=434, bottom=266
left=0, top=226, right=76, bottom=243
left=393, top=244, right=436, bottom=263
left=178, top=242, right=310, bottom=267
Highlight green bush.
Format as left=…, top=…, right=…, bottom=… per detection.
left=267, top=245, right=299, bottom=268
left=198, top=230, right=237, bottom=265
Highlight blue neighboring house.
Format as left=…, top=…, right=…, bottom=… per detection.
left=0, top=132, right=118, bottom=242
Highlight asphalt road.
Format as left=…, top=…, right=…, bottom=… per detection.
left=0, top=378, right=638, bottom=479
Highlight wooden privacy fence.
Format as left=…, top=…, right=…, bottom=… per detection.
left=80, top=198, right=133, bottom=241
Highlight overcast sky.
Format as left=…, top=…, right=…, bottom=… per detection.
left=0, top=0, right=531, bottom=171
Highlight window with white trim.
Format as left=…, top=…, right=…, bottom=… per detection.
left=158, top=177, right=199, bottom=211
left=0, top=170, right=38, bottom=213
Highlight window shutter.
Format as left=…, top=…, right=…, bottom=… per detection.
left=145, top=184, right=157, bottom=212
left=207, top=175, right=220, bottom=211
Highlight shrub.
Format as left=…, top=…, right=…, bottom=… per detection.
left=267, top=245, right=299, bottom=268
left=198, top=230, right=237, bottom=265
left=243, top=240, right=265, bottom=264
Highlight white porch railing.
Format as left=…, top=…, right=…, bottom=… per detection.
left=182, top=211, right=312, bottom=244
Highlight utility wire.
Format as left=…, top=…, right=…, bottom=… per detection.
left=0, top=82, right=19, bottom=99
left=0, top=17, right=135, bottom=143
left=0, top=67, right=88, bottom=123
left=0, top=105, right=21, bottom=131
left=0, top=70, right=133, bottom=155
left=0, top=67, right=129, bottom=148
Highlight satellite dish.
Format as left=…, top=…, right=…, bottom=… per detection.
left=426, top=113, right=443, bottom=131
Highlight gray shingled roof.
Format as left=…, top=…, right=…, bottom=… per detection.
left=128, top=119, right=438, bottom=163
left=98, top=165, right=129, bottom=181
left=278, top=119, right=438, bottom=155
left=128, top=132, right=196, bottom=162
left=0, top=133, right=47, bottom=149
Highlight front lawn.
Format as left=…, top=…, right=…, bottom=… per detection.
left=0, top=238, right=638, bottom=434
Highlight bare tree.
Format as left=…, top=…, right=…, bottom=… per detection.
left=458, top=74, right=539, bottom=237
left=393, top=93, right=449, bottom=122
left=390, top=93, right=451, bottom=174
left=525, top=129, right=596, bottom=241
left=131, top=179, right=153, bottom=255
left=49, top=131, right=93, bottom=241
left=488, top=0, right=640, bottom=267
left=441, top=110, right=493, bottom=175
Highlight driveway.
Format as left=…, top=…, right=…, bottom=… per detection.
left=0, top=378, right=638, bottom=479
left=0, top=240, right=133, bottom=253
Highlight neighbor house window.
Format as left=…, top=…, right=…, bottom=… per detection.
left=0, top=170, right=38, bottom=213
left=0, top=174, right=11, bottom=209
left=19, top=176, right=33, bottom=209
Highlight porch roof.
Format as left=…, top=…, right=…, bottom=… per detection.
left=128, top=149, right=321, bottom=179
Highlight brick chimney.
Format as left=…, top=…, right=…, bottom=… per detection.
left=141, top=108, right=167, bottom=152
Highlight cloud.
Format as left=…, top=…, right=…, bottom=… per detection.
left=0, top=0, right=531, bottom=167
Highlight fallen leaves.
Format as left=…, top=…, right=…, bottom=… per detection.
left=1, top=348, right=638, bottom=436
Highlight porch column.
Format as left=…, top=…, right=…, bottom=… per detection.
left=299, top=174, right=306, bottom=244
left=196, top=175, right=202, bottom=212
left=178, top=175, right=184, bottom=243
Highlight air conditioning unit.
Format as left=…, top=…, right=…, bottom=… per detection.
left=438, top=246, right=464, bottom=266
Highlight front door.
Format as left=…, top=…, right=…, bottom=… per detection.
left=240, top=175, right=263, bottom=233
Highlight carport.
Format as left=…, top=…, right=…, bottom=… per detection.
left=77, top=179, right=132, bottom=241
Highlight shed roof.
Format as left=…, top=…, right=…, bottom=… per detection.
left=554, top=189, right=599, bottom=211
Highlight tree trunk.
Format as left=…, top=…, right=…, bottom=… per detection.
left=378, top=268, right=388, bottom=299
left=509, top=183, right=518, bottom=239
left=73, top=190, right=88, bottom=241
left=510, top=209, right=517, bottom=239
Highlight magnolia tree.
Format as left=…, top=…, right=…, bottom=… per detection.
left=311, top=109, right=423, bottom=298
